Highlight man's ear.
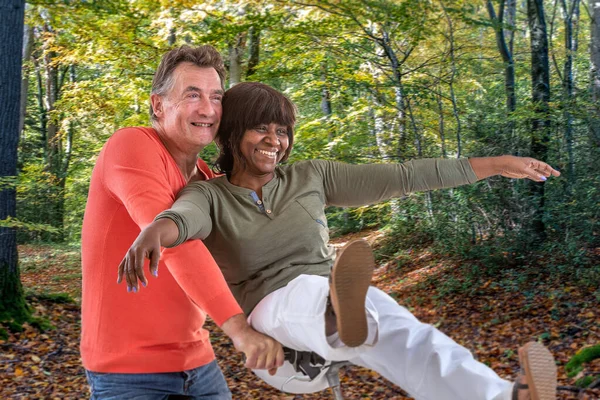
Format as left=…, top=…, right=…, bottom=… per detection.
left=150, top=94, right=163, bottom=118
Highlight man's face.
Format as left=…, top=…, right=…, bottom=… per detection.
left=152, top=62, right=224, bottom=151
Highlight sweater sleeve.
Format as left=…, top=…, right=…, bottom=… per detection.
left=310, top=158, right=478, bottom=207
left=101, top=128, right=242, bottom=325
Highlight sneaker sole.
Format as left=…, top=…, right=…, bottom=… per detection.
left=330, top=239, right=374, bottom=347
left=518, top=342, right=557, bottom=400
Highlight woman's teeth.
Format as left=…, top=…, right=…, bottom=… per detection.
left=258, top=150, right=277, bottom=157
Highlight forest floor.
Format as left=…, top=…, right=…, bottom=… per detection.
left=1, top=229, right=599, bottom=399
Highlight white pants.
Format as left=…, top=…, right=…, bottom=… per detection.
left=249, top=275, right=514, bottom=400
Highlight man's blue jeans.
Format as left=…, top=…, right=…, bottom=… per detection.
left=85, top=360, right=231, bottom=399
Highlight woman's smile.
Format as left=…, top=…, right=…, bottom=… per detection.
left=257, top=149, right=278, bottom=158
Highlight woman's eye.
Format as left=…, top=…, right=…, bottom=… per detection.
left=276, top=129, right=287, bottom=136
left=254, top=126, right=267, bottom=132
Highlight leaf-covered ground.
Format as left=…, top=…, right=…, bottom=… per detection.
left=1, top=235, right=599, bottom=399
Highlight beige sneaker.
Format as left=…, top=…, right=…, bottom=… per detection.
left=329, top=239, right=375, bottom=347
left=513, top=342, right=557, bottom=400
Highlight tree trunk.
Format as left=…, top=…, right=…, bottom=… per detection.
left=370, top=93, right=393, bottom=160
left=407, top=98, right=434, bottom=218
left=406, top=98, right=423, bottom=157
left=561, top=0, right=580, bottom=184
left=0, top=0, right=29, bottom=333
left=321, top=69, right=332, bottom=118
left=19, top=22, right=33, bottom=137
left=228, top=33, right=245, bottom=88
left=379, top=28, right=407, bottom=160
left=167, top=23, right=176, bottom=46
left=590, top=0, right=600, bottom=147
left=436, top=84, right=447, bottom=158
left=246, top=26, right=260, bottom=78
left=367, top=61, right=393, bottom=160
left=441, top=1, right=462, bottom=158
left=41, top=20, right=66, bottom=241
left=320, top=62, right=334, bottom=141
left=487, top=0, right=517, bottom=114
left=43, top=22, right=60, bottom=177
left=527, top=0, right=551, bottom=241
left=35, top=63, right=47, bottom=145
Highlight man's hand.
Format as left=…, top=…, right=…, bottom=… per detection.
left=221, top=314, right=284, bottom=375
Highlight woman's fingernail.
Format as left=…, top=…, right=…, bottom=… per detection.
left=142, top=282, right=147, bottom=287
left=127, top=286, right=131, bottom=292
left=540, top=176, right=547, bottom=181
left=133, top=287, right=137, bottom=293
left=152, top=270, right=158, bottom=277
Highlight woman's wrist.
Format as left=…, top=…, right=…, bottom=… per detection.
left=469, top=156, right=503, bottom=180
left=152, top=218, right=179, bottom=247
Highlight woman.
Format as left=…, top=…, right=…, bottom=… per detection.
left=119, top=82, right=559, bottom=400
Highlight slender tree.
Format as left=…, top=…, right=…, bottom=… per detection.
left=486, top=0, right=517, bottom=115
left=527, top=0, right=551, bottom=241
left=246, top=25, right=260, bottom=78
left=19, top=20, right=33, bottom=137
left=0, top=0, right=29, bottom=335
left=560, top=0, right=580, bottom=183
left=320, top=63, right=332, bottom=117
left=590, top=0, right=600, bottom=147
left=440, top=0, right=462, bottom=158
left=228, top=32, right=246, bottom=87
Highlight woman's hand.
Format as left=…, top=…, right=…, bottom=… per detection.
left=117, top=218, right=178, bottom=292
left=470, top=155, right=561, bottom=182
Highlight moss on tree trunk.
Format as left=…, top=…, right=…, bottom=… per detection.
left=0, top=260, right=31, bottom=339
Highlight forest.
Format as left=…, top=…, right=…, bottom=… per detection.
left=1, top=0, right=599, bottom=398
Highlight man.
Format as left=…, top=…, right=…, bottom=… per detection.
left=80, top=45, right=283, bottom=399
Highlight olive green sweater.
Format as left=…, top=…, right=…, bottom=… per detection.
left=158, top=159, right=478, bottom=315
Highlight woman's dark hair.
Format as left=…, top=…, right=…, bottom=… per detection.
left=215, top=82, right=296, bottom=175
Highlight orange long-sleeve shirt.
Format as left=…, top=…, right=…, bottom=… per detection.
left=80, top=127, right=242, bottom=373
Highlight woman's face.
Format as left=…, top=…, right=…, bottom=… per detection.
left=236, top=122, right=289, bottom=176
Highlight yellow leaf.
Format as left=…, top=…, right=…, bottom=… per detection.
left=31, top=355, right=41, bottom=363
left=15, top=367, right=23, bottom=376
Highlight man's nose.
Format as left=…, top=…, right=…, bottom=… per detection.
left=195, top=96, right=216, bottom=117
